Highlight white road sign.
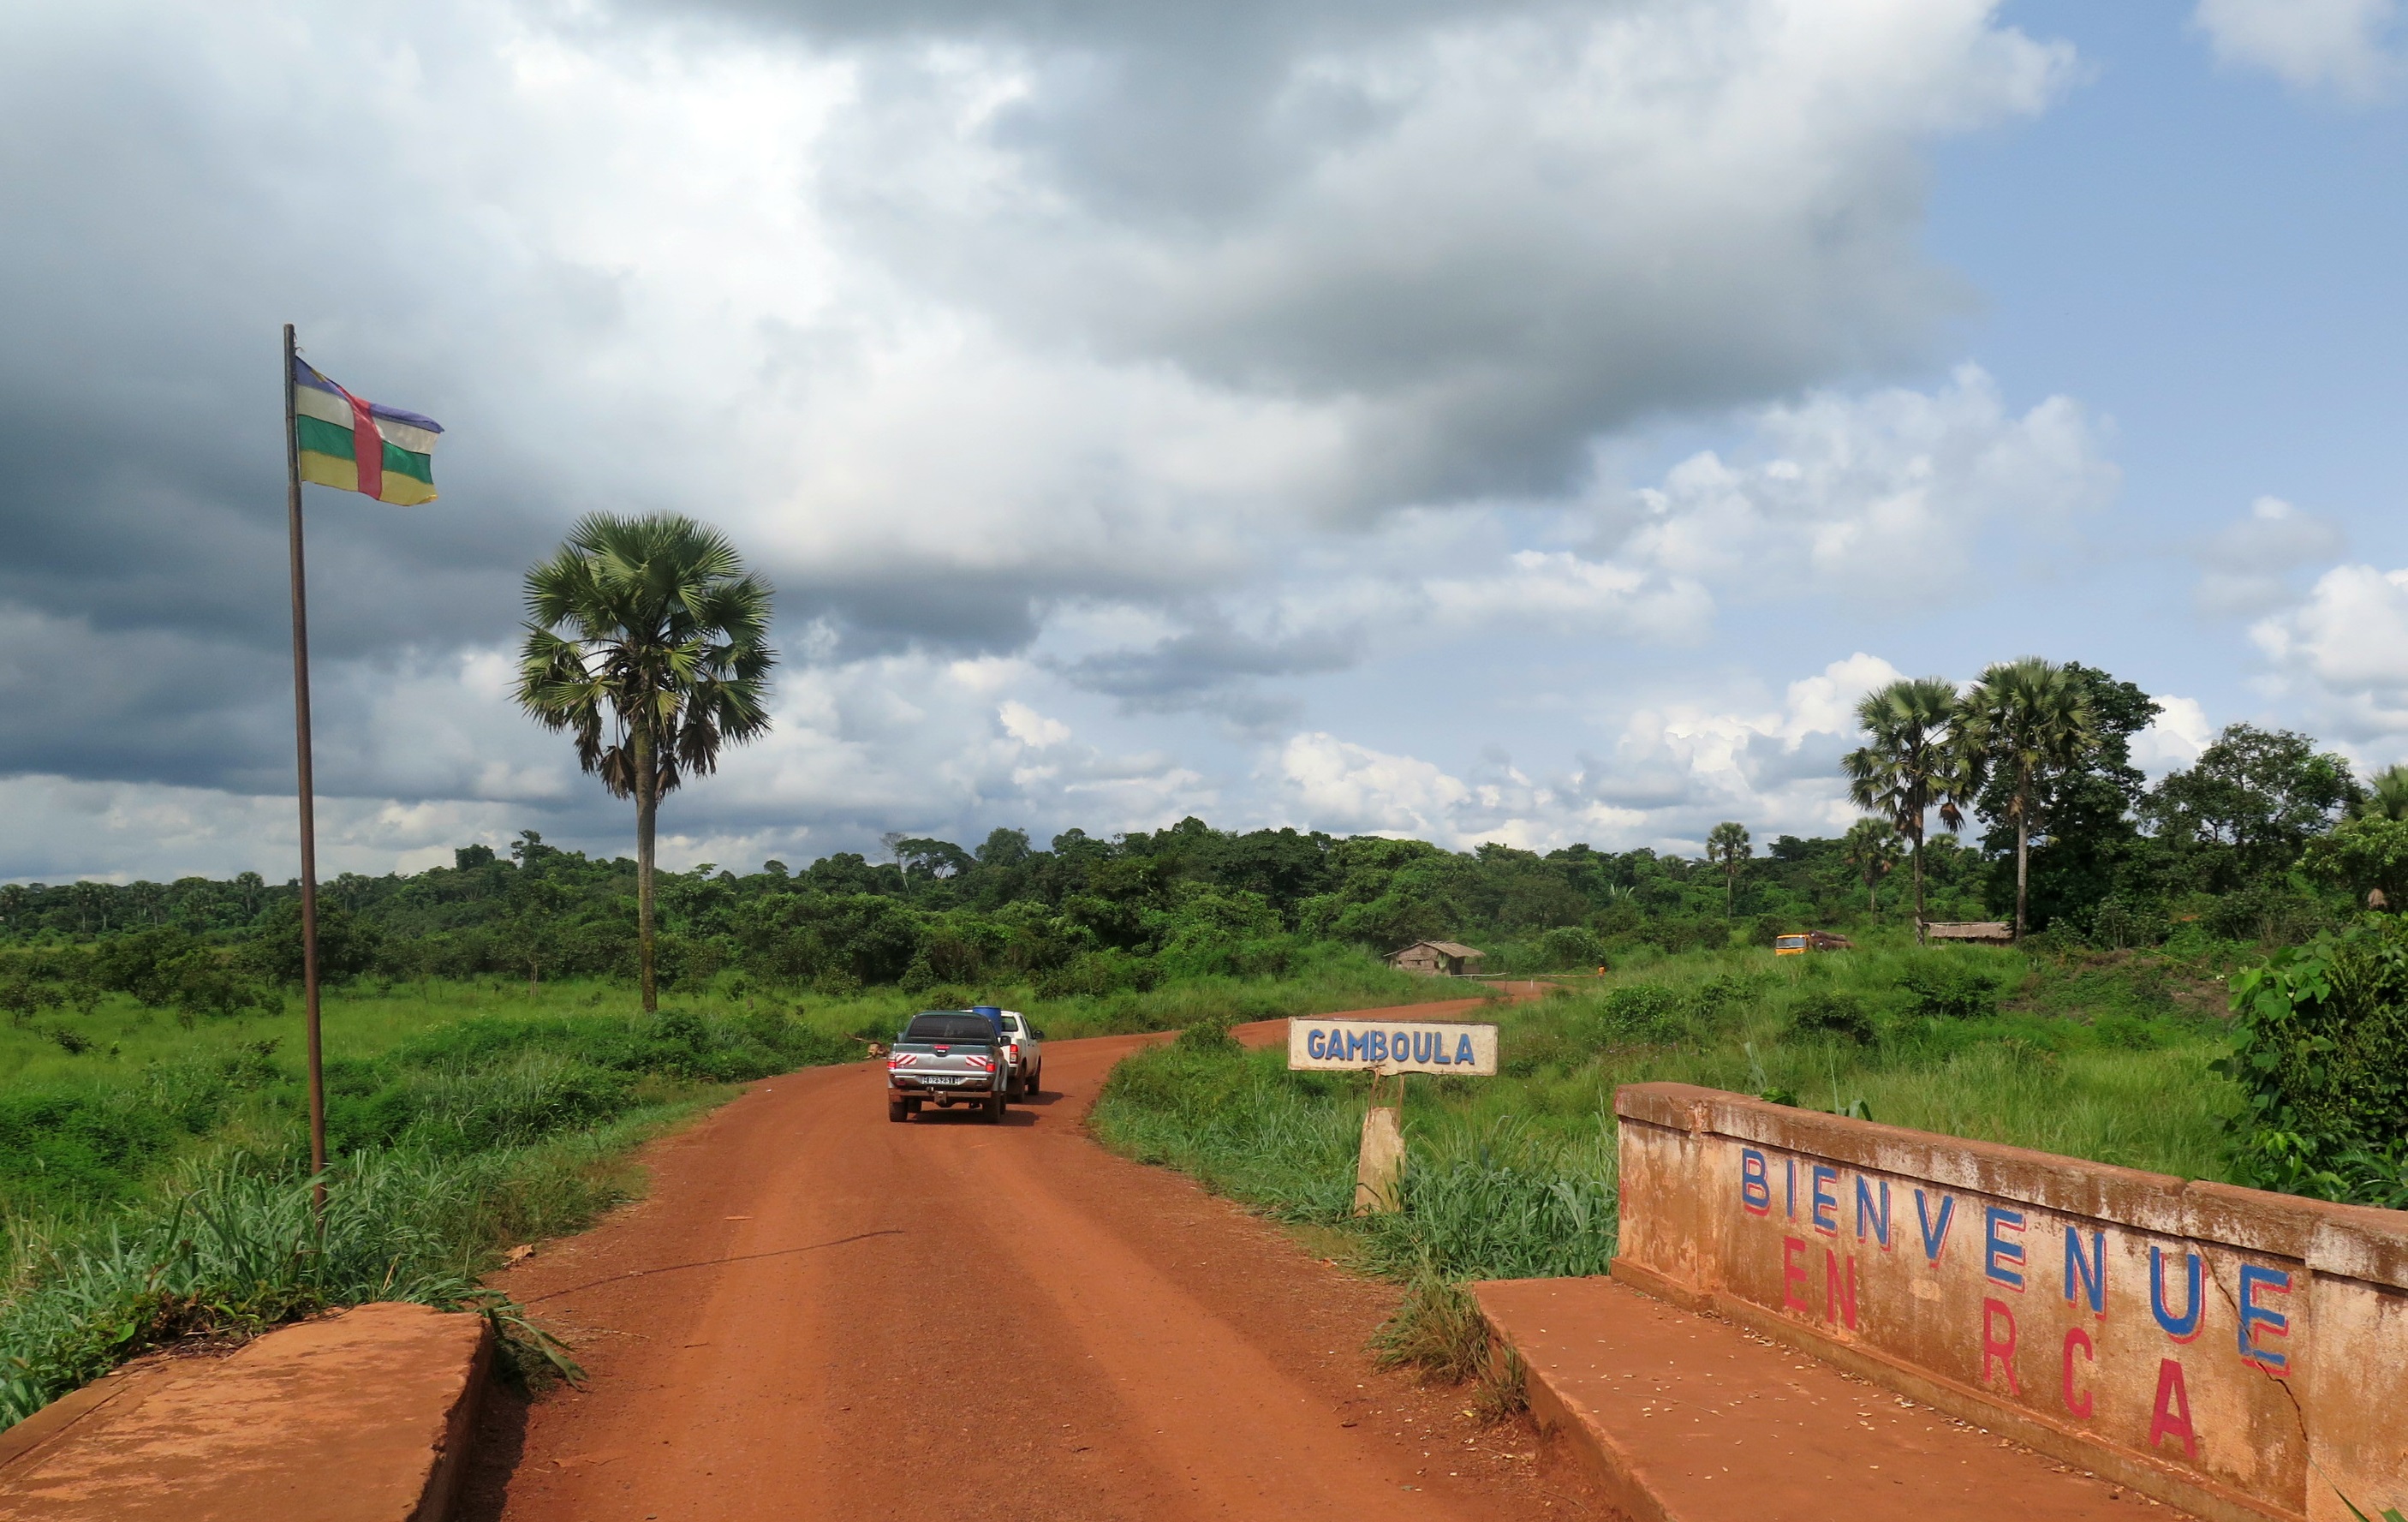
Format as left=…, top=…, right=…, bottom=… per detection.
left=1287, top=1017, right=1499, bottom=1077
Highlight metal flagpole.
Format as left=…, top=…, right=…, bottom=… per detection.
left=283, top=323, right=329, bottom=1212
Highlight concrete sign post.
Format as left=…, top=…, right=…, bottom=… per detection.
left=1287, top=1016, right=1499, bottom=1215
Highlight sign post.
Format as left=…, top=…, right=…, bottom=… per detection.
left=1286, top=1015, right=1499, bottom=1215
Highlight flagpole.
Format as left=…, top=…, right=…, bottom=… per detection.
left=283, top=322, right=329, bottom=1212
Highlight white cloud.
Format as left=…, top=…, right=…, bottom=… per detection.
left=2250, top=564, right=2408, bottom=736
left=2130, top=696, right=2214, bottom=776
left=2193, top=495, right=2348, bottom=617
left=0, top=0, right=2108, bottom=878
left=2194, top=0, right=2403, bottom=100
left=1268, top=653, right=1904, bottom=852
left=0, top=776, right=525, bottom=886
left=1279, top=733, right=1473, bottom=839
left=1618, top=366, right=2117, bottom=603
left=998, top=701, right=1071, bottom=749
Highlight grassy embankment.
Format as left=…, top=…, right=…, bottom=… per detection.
left=0, top=950, right=1442, bottom=1424
left=1088, top=935, right=2249, bottom=1403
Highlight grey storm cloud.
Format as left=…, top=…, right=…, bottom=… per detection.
left=677, top=0, right=2057, bottom=507
left=0, top=0, right=2073, bottom=874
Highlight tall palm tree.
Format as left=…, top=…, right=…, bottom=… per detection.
left=515, top=513, right=776, bottom=1011
left=1960, top=658, right=2095, bottom=942
left=2354, top=763, right=2408, bottom=822
left=1839, top=816, right=1903, bottom=913
left=1841, top=677, right=1972, bottom=941
left=1705, top=821, right=1750, bottom=916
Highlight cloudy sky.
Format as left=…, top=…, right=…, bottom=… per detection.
left=3, top=0, right=2405, bottom=882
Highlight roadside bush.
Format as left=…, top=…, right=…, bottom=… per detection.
left=0, top=1091, right=182, bottom=1211
left=240, top=902, right=383, bottom=985
left=1894, top=958, right=1998, bottom=1020
left=2220, top=920, right=2408, bottom=1204
left=1176, top=1014, right=1238, bottom=1053
left=2205, top=884, right=2335, bottom=949
left=1688, top=972, right=1763, bottom=1025
left=1537, top=926, right=1606, bottom=971
left=1595, top=982, right=1685, bottom=1042
left=1785, top=989, right=1875, bottom=1045
left=2084, top=897, right=2170, bottom=951
left=1035, top=950, right=1161, bottom=1000
left=0, top=1149, right=575, bottom=1428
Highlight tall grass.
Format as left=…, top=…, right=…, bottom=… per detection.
left=0, top=1137, right=638, bottom=1426
left=1092, top=1044, right=1618, bottom=1280
left=0, top=959, right=1464, bottom=1424
left=1089, top=935, right=2244, bottom=1389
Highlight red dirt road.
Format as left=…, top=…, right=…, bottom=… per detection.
left=468, top=1000, right=1606, bottom=1521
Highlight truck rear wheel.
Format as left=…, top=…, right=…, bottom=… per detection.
left=986, top=1089, right=1004, bottom=1123
left=887, top=1097, right=908, bottom=1123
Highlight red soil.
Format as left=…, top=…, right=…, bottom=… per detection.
left=467, top=995, right=1609, bottom=1521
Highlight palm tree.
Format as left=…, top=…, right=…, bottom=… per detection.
left=1841, top=677, right=1973, bottom=941
left=2354, top=764, right=2408, bottom=822
left=1960, top=658, right=2095, bottom=942
left=1839, top=816, right=1903, bottom=913
left=1705, top=822, right=1750, bottom=916
left=515, top=513, right=775, bottom=1011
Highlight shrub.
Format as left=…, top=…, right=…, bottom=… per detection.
left=1035, top=951, right=1160, bottom=999
left=241, top=903, right=383, bottom=985
left=1596, top=983, right=1685, bottom=1042
left=2220, top=919, right=2408, bottom=1203
left=0, top=1091, right=182, bottom=1210
left=1785, top=989, right=1875, bottom=1045
left=1894, top=958, right=1998, bottom=1020
left=1537, top=926, right=1606, bottom=971
left=1176, top=1014, right=1238, bottom=1053
left=1689, top=973, right=1762, bottom=1024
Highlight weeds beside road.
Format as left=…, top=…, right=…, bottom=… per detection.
left=1089, top=934, right=2244, bottom=1394
left=0, top=957, right=1452, bottom=1426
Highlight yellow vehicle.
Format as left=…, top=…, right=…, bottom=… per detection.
left=1773, top=931, right=1852, bottom=956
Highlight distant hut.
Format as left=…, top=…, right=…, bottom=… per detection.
left=1387, top=940, right=1487, bottom=977
left=1922, top=922, right=2012, bottom=946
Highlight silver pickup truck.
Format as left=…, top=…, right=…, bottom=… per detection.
left=885, top=1010, right=1009, bottom=1123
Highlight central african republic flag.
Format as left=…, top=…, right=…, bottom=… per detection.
left=291, top=356, right=444, bottom=504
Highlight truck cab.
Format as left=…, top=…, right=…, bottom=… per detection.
left=992, top=1009, right=1044, bottom=1098
left=885, top=1011, right=1010, bottom=1123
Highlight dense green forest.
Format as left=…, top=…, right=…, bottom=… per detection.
left=4, top=684, right=2399, bottom=1021
left=8, top=669, right=2408, bottom=1423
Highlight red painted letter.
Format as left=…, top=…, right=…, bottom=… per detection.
left=2061, top=1326, right=2095, bottom=1419
left=1981, top=1298, right=2020, bottom=1395
left=1783, top=1236, right=1811, bottom=1314
left=1826, top=1249, right=1859, bottom=1330
left=2149, top=1358, right=2197, bottom=1459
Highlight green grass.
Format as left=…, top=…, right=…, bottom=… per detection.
left=1088, top=933, right=2244, bottom=1370
left=0, top=956, right=1468, bottom=1424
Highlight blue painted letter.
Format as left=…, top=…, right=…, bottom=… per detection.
left=1985, top=1208, right=2026, bottom=1290
left=1855, top=1176, right=1891, bottom=1249
left=2150, top=1247, right=2203, bottom=1340
left=1741, top=1149, right=1772, bottom=1215
left=2238, top=1264, right=2291, bottom=1372
left=2065, top=1227, right=2106, bottom=1315
left=1915, top=1190, right=1955, bottom=1262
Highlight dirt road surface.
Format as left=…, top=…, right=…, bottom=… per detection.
left=468, top=998, right=1607, bottom=1521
